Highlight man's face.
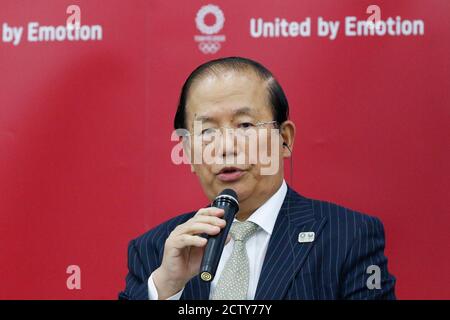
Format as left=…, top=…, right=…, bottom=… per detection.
left=184, top=69, right=288, bottom=204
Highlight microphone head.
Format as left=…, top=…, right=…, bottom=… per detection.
left=216, top=188, right=239, bottom=204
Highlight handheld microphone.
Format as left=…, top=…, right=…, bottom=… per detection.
left=199, top=189, right=239, bottom=282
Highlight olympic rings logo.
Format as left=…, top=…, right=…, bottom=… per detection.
left=198, top=41, right=221, bottom=54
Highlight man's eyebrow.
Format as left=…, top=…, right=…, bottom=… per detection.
left=194, top=114, right=213, bottom=122
left=193, top=107, right=254, bottom=122
left=232, top=107, right=253, bottom=117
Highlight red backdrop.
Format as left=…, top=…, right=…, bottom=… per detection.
left=0, top=0, right=449, bottom=299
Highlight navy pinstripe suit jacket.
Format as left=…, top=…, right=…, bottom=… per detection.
left=119, top=186, right=396, bottom=300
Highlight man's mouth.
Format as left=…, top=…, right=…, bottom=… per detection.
left=216, top=167, right=246, bottom=182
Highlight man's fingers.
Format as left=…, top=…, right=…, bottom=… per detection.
left=195, top=207, right=224, bottom=217
left=171, top=207, right=225, bottom=236
left=171, top=234, right=207, bottom=249
left=176, top=222, right=221, bottom=236
left=192, top=215, right=226, bottom=228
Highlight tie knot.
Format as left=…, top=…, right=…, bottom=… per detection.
left=230, top=221, right=259, bottom=242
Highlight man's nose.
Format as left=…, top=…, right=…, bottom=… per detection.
left=218, top=128, right=238, bottom=158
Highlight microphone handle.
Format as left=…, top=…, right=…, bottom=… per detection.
left=199, top=198, right=238, bottom=282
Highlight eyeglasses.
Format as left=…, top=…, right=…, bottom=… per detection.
left=181, top=120, right=278, bottom=144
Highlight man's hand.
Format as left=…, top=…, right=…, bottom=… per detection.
left=152, top=207, right=229, bottom=299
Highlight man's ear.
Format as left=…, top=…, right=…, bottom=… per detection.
left=280, top=120, right=296, bottom=158
left=182, top=137, right=196, bottom=174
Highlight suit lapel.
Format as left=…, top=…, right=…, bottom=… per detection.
left=254, top=187, right=327, bottom=299
left=196, top=276, right=211, bottom=300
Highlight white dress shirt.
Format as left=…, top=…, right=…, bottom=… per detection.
left=148, top=179, right=288, bottom=300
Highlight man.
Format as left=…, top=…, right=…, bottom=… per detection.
left=119, top=57, right=396, bottom=300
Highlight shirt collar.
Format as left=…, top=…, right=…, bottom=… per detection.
left=235, top=179, right=288, bottom=236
